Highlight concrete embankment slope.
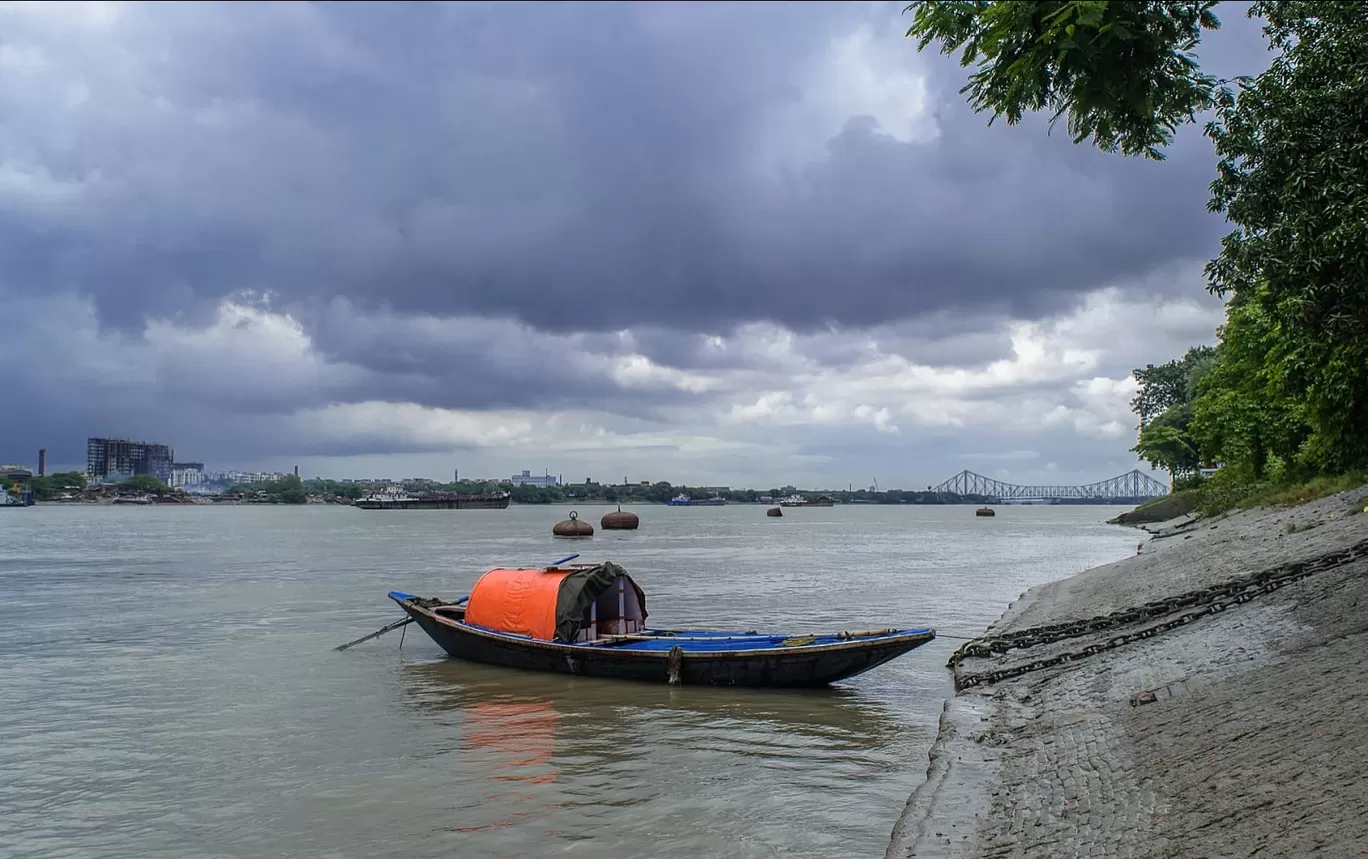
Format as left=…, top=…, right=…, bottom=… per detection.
left=887, top=489, right=1368, bottom=859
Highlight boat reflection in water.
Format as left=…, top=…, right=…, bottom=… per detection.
left=396, top=657, right=919, bottom=858
left=449, top=698, right=563, bottom=835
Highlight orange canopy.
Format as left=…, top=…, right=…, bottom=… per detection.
left=464, top=568, right=570, bottom=641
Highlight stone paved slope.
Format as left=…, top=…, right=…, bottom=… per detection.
left=886, top=488, right=1368, bottom=859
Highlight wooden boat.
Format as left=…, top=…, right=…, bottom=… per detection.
left=386, top=560, right=935, bottom=688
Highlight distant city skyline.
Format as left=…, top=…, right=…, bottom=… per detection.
left=9, top=439, right=1165, bottom=494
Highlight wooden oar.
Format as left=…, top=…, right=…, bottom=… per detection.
left=336, top=593, right=473, bottom=651
left=334, top=617, right=414, bottom=651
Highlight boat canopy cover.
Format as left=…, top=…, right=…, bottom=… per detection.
left=464, top=561, right=648, bottom=642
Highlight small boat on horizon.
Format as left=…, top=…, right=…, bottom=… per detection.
left=378, top=560, right=935, bottom=688
left=666, top=493, right=727, bottom=506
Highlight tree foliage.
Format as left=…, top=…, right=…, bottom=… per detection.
left=230, top=474, right=308, bottom=503
left=1129, top=348, right=1213, bottom=482
left=1188, top=284, right=1311, bottom=481
left=125, top=474, right=171, bottom=494
left=304, top=479, right=364, bottom=500
left=904, top=1, right=1226, bottom=159
left=1202, top=0, right=1368, bottom=472
left=1132, top=421, right=1199, bottom=483
left=1130, top=345, right=1216, bottom=426
left=28, top=471, right=89, bottom=501
left=910, top=0, right=1368, bottom=482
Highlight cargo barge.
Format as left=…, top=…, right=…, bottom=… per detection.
left=354, top=488, right=511, bottom=510
left=1, top=465, right=35, bottom=508
left=1, top=484, right=34, bottom=508
left=667, top=494, right=727, bottom=506
left=778, top=494, right=836, bottom=507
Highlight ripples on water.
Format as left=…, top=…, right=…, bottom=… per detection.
left=0, top=504, right=1137, bottom=858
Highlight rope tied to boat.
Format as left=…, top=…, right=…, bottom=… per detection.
left=666, top=645, right=684, bottom=685
left=948, top=537, right=1368, bottom=691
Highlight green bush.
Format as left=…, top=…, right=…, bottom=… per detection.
left=1188, top=469, right=1368, bottom=517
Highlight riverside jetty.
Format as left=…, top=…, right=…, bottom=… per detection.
left=887, top=487, right=1368, bottom=859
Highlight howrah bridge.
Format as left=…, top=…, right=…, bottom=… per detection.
left=930, top=469, right=1168, bottom=504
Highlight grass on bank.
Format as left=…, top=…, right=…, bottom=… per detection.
left=1110, top=492, right=1198, bottom=525
left=1113, top=470, right=1368, bottom=526
left=1190, top=470, right=1368, bottom=517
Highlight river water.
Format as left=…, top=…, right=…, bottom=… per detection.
left=0, top=503, right=1136, bottom=859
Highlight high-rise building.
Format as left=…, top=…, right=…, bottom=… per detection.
left=169, top=462, right=205, bottom=488
left=510, top=469, right=559, bottom=488
left=86, top=437, right=175, bottom=482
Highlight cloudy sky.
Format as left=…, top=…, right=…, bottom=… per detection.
left=1, top=0, right=1270, bottom=488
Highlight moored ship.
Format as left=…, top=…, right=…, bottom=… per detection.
left=1, top=465, right=35, bottom=508
left=778, top=494, right=835, bottom=507
left=0, top=484, right=34, bottom=508
left=667, top=493, right=727, bottom=506
left=354, top=487, right=511, bottom=510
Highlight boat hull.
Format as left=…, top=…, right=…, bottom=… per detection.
left=389, top=595, right=934, bottom=688
left=355, top=493, right=511, bottom=510
left=0, top=489, right=35, bottom=508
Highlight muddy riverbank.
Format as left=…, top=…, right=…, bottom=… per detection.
left=887, top=488, right=1368, bottom=859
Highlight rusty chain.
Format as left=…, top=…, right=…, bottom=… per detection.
left=949, top=537, right=1368, bottom=691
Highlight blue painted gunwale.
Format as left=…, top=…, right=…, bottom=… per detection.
left=387, top=591, right=935, bottom=658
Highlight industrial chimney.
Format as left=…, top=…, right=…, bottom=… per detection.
left=293, top=464, right=299, bottom=477
left=38, top=448, right=47, bottom=477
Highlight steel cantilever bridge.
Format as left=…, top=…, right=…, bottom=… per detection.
left=931, top=469, right=1168, bottom=503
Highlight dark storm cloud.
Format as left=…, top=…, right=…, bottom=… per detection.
left=0, top=309, right=480, bottom=467
left=301, top=301, right=722, bottom=417
left=0, top=0, right=1271, bottom=340
left=0, top=289, right=705, bottom=467
left=0, top=0, right=1265, bottom=482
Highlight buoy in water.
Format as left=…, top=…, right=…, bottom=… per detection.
left=553, top=510, right=594, bottom=537
left=975, top=507, right=996, bottom=517
left=766, top=507, right=783, bottom=517
left=601, top=504, right=640, bottom=530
